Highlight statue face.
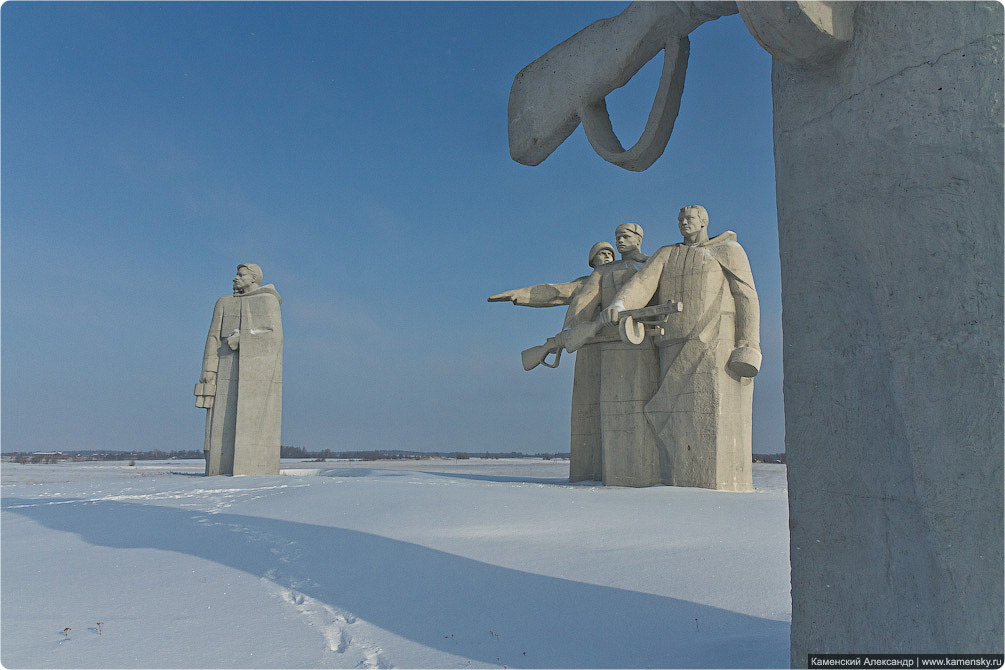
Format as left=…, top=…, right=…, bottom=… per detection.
left=678, top=209, right=706, bottom=238
left=593, top=248, right=615, bottom=266
left=615, top=231, right=641, bottom=255
left=233, top=267, right=256, bottom=293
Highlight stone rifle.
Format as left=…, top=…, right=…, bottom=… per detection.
left=521, top=302, right=683, bottom=370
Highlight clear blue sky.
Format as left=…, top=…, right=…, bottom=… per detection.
left=2, top=1, right=782, bottom=455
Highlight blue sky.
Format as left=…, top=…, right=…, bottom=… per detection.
left=2, top=1, right=782, bottom=456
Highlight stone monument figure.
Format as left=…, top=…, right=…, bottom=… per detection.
left=491, top=239, right=620, bottom=482
left=603, top=206, right=760, bottom=491
left=561, top=222, right=662, bottom=486
left=195, top=263, right=283, bottom=476
left=491, top=225, right=663, bottom=486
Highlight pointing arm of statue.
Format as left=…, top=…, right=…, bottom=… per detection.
left=488, top=277, right=586, bottom=308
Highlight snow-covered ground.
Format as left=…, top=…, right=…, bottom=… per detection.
left=1, top=459, right=790, bottom=669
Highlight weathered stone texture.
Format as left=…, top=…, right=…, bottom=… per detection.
left=773, top=2, right=1004, bottom=661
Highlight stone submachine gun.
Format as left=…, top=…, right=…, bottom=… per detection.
left=521, top=301, right=683, bottom=370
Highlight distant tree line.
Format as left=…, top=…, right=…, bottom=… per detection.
left=4, top=449, right=205, bottom=464
left=1, top=447, right=573, bottom=464
left=4, top=448, right=781, bottom=464
left=280, top=446, right=571, bottom=462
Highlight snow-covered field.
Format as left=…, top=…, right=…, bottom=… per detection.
left=1, top=458, right=790, bottom=669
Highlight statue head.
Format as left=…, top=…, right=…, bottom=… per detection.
left=233, top=263, right=262, bottom=295
left=678, top=205, right=708, bottom=242
left=614, top=222, right=644, bottom=256
left=588, top=241, right=617, bottom=268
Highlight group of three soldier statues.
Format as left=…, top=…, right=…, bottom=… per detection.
left=490, top=205, right=760, bottom=490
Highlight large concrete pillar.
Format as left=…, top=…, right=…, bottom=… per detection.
left=770, top=3, right=1003, bottom=662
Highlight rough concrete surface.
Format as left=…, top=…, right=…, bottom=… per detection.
left=771, top=2, right=1004, bottom=661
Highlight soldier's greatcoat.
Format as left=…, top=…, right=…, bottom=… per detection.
left=615, top=231, right=760, bottom=490
left=201, top=284, right=283, bottom=476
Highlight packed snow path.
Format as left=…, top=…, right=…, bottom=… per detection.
left=2, top=459, right=790, bottom=668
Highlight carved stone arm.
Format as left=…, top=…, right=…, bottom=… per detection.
left=488, top=277, right=587, bottom=308
left=509, top=1, right=854, bottom=171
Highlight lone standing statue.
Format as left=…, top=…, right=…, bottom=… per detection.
left=603, top=205, right=760, bottom=491
left=195, top=263, right=283, bottom=476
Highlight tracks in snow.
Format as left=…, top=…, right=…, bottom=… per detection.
left=193, top=511, right=390, bottom=668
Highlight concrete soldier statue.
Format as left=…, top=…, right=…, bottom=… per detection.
left=196, top=263, right=283, bottom=476
left=603, top=206, right=760, bottom=491
left=491, top=225, right=665, bottom=486
left=560, top=222, right=662, bottom=486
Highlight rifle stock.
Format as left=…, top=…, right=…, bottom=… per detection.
left=521, top=337, right=562, bottom=371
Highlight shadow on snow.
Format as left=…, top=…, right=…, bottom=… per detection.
left=310, top=468, right=572, bottom=485
left=2, top=496, right=788, bottom=668
left=414, top=470, right=574, bottom=485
